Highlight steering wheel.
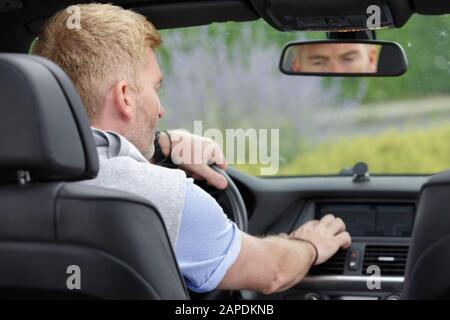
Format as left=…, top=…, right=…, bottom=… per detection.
left=190, top=165, right=249, bottom=300
left=193, top=166, right=248, bottom=233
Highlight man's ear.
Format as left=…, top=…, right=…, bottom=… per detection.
left=112, top=80, right=135, bottom=121
left=368, top=47, right=378, bottom=72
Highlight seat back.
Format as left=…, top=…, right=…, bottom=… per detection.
left=0, top=54, right=188, bottom=299
left=402, top=170, right=450, bottom=300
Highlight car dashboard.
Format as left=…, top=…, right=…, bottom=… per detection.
left=293, top=200, right=413, bottom=300
left=229, top=170, right=425, bottom=301
left=263, top=198, right=415, bottom=300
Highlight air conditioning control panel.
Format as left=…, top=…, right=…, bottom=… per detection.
left=310, top=243, right=409, bottom=277
left=274, top=243, right=410, bottom=300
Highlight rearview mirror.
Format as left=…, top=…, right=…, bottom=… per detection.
left=279, top=40, right=408, bottom=77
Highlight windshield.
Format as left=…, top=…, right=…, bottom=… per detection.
left=157, top=15, right=450, bottom=176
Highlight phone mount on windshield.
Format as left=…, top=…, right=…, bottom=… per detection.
left=353, top=162, right=370, bottom=182
left=339, top=162, right=370, bottom=182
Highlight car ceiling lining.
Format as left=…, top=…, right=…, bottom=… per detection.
left=0, top=0, right=449, bottom=53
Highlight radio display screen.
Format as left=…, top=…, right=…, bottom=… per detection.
left=316, top=203, right=415, bottom=237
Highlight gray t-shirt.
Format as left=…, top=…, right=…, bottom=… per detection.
left=81, top=128, right=242, bottom=293
left=81, top=128, right=187, bottom=245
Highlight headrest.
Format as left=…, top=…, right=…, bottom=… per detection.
left=421, top=170, right=450, bottom=190
left=0, top=54, right=99, bottom=182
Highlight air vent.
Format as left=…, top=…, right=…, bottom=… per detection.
left=309, top=249, right=347, bottom=275
left=362, top=245, right=409, bottom=276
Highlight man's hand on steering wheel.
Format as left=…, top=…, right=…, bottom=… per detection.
left=157, top=129, right=228, bottom=190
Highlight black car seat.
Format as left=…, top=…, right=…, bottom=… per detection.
left=402, top=170, right=450, bottom=299
left=0, top=53, right=188, bottom=299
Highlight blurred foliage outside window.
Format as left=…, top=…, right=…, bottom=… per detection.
left=157, top=15, right=450, bottom=176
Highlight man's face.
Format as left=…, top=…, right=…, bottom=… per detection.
left=129, top=48, right=165, bottom=160
left=291, top=43, right=379, bottom=74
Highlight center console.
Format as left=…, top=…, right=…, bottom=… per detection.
left=265, top=199, right=416, bottom=300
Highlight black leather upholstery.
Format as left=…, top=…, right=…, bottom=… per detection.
left=402, top=170, right=450, bottom=300
left=412, top=0, right=450, bottom=15
left=0, top=54, right=188, bottom=299
left=0, top=53, right=98, bottom=181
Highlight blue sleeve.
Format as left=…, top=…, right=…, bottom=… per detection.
left=175, top=179, right=241, bottom=293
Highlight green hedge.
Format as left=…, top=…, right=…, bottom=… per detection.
left=235, top=125, right=450, bottom=176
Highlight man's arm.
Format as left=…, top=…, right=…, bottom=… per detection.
left=175, top=179, right=350, bottom=294
left=217, top=233, right=315, bottom=294
left=218, top=215, right=351, bottom=294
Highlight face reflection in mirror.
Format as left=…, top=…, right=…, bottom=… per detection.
left=290, top=43, right=380, bottom=74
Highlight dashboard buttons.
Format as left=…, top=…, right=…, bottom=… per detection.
left=348, top=249, right=360, bottom=271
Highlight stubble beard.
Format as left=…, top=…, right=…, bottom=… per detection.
left=133, top=101, right=157, bottom=162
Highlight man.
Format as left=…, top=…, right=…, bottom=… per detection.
left=32, top=3, right=351, bottom=294
left=291, top=43, right=379, bottom=74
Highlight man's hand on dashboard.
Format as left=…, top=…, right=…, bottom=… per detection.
left=159, top=129, right=228, bottom=190
left=291, top=214, right=352, bottom=265
left=219, top=215, right=350, bottom=294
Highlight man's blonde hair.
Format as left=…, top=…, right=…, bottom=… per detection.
left=32, top=3, right=161, bottom=122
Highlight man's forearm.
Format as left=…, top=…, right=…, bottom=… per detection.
left=218, top=233, right=316, bottom=294
left=262, top=236, right=316, bottom=293
left=220, top=216, right=351, bottom=294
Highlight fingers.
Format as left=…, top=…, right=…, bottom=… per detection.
left=328, top=217, right=346, bottom=235
left=182, top=164, right=228, bottom=190
left=169, top=130, right=229, bottom=189
left=211, top=144, right=227, bottom=169
left=319, top=214, right=346, bottom=235
left=320, top=214, right=335, bottom=227
left=203, top=165, right=228, bottom=189
left=335, top=231, right=352, bottom=249
left=215, top=161, right=227, bottom=170
left=308, top=220, right=320, bottom=226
